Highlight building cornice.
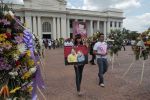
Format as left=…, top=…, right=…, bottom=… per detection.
left=15, top=8, right=68, bottom=14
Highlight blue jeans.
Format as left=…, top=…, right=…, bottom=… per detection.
left=97, top=58, right=108, bottom=84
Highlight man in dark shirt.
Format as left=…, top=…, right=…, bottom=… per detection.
left=89, top=38, right=97, bottom=65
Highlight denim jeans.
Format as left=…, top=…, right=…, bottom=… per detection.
left=74, top=64, right=84, bottom=92
left=97, top=58, right=108, bottom=84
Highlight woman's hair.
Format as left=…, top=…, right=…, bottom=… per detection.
left=74, top=34, right=83, bottom=46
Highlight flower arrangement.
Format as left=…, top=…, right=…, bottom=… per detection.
left=132, top=33, right=149, bottom=60
left=107, top=29, right=125, bottom=56
left=0, top=3, right=44, bottom=99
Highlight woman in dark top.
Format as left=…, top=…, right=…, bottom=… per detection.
left=74, top=34, right=85, bottom=96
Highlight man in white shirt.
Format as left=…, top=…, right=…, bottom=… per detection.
left=93, top=33, right=108, bottom=87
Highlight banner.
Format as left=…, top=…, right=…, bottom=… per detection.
left=73, top=21, right=87, bottom=38
left=64, top=45, right=88, bottom=65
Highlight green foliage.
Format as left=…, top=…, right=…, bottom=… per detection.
left=108, top=29, right=125, bottom=55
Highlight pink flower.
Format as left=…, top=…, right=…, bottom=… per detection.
left=15, top=36, right=23, bottom=44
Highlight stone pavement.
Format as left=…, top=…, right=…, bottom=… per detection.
left=38, top=46, right=150, bottom=100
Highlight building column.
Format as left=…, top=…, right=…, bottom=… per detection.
left=97, top=20, right=100, bottom=31
left=107, top=21, right=110, bottom=34
left=57, top=17, right=61, bottom=39
left=33, top=16, right=37, bottom=35
left=67, top=19, right=70, bottom=38
left=103, top=21, right=107, bottom=39
left=53, top=17, right=57, bottom=40
left=37, top=16, right=42, bottom=39
left=61, top=17, right=67, bottom=39
left=20, top=16, right=24, bottom=23
left=25, top=16, right=32, bottom=32
left=90, top=20, right=93, bottom=36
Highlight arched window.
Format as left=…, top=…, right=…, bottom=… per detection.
left=42, top=22, right=51, bottom=32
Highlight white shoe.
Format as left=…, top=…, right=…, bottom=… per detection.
left=100, top=83, right=105, bottom=87
left=77, top=91, right=84, bottom=96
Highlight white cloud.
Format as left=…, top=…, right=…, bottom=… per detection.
left=111, top=0, right=141, bottom=9
left=123, top=13, right=150, bottom=32
left=3, top=0, right=23, bottom=4
left=67, top=2, right=83, bottom=9
left=67, top=0, right=149, bottom=32
left=81, top=0, right=141, bottom=10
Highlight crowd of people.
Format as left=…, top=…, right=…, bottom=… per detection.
left=42, top=33, right=129, bottom=96
left=63, top=33, right=110, bottom=96
left=63, top=32, right=132, bottom=96
left=42, top=39, right=64, bottom=49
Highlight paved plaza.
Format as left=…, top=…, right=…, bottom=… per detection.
left=39, top=46, right=150, bottom=100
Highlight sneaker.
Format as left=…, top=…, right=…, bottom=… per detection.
left=77, top=91, right=84, bottom=96
left=100, top=83, right=105, bottom=87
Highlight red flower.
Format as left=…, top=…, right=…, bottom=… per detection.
left=15, top=61, right=20, bottom=66
left=5, top=33, right=11, bottom=39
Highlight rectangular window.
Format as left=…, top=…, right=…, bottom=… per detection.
left=115, top=22, right=117, bottom=27
left=110, top=21, right=112, bottom=27
left=119, top=22, right=121, bottom=27
left=70, top=20, right=73, bottom=28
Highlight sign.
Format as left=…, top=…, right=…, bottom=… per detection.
left=64, top=45, right=88, bottom=65
left=73, top=21, right=87, bottom=38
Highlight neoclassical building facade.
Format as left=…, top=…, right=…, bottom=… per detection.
left=12, top=0, right=125, bottom=40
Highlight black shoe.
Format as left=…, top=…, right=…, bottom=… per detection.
left=89, top=60, right=92, bottom=63
left=91, top=63, right=96, bottom=65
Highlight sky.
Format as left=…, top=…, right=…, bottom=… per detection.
left=3, top=0, right=23, bottom=4
left=67, top=0, right=150, bottom=32
left=2, top=0, right=150, bottom=32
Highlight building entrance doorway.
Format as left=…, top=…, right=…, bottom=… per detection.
left=42, top=34, right=51, bottom=39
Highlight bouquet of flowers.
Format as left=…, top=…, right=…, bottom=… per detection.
left=107, top=30, right=124, bottom=56
left=132, top=34, right=149, bottom=60
left=0, top=3, right=44, bottom=99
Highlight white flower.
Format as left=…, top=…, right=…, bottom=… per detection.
left=4, top=11, right=9, bottom=16
left=29, top=67, right=37, bottom=74
left=13, top=54, right=19, bottom=60
left=14, top=72, right=18, bottom=76
left=17, top=43, right=27, bottom=53
left=9, top=71, right=18, bottom=78
left=8, top=11, right=15, bottom=19
left=9, top=72, right=14, bottom=76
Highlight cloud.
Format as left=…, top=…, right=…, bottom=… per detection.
left=123, top=13, right=150, bottom=32
left=67, top=1, right=83, bottom=9
left=3, top=0, right=24, bottom=4
left=81, top=0, right=141, bottom=10
left=111, top=0, right=141, bottom=9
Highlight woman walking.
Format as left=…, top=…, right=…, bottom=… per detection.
left=73, top=34, right=85, bottom=96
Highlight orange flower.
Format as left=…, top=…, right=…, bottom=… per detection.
left=0, top=85, right=10, bottom=98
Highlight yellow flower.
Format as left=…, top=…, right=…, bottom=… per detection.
left=26, top=50, right=31, bottom=57
left=10, top=87, right=21, bottom=93
left=37, top=61, right=40, bottom=65
left=27, top=86, right=33, bottom=92
left=27, top=60, right=35, bottom=67
left=22, top=72, right=31, bottom=79
left=0, top=34, right=7, bottom=41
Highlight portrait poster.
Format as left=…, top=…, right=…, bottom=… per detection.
left=73, top=21, right=87, bottom=38
left=64, top=45, right=88, bottom=65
